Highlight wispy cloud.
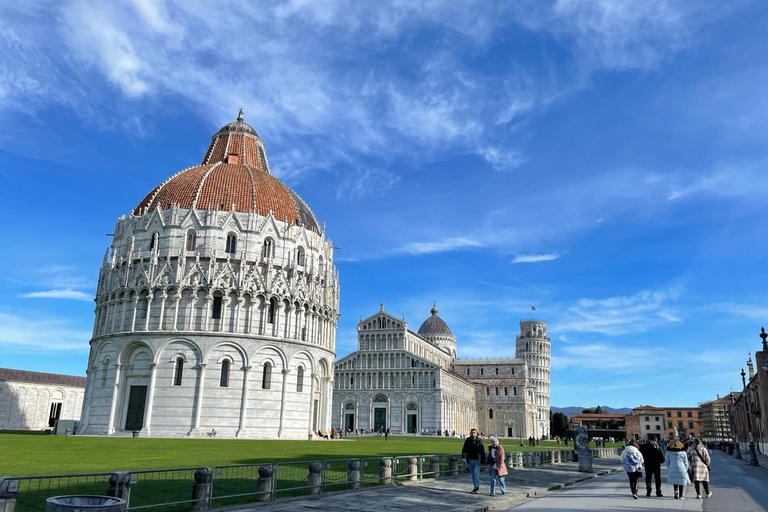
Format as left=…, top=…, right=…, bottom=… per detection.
left=397, top=237, right=484, bottom=256
left=478, top=147, right=526, bottom=171
left=0, top=312, right=90, bottom=351
left=552, top=343, right=660, bottom=371
left=336, top=168, right=400, bottom=200
left=512, top=254, right=560, bottom=264
left=21, top=289, right=93, bottom=301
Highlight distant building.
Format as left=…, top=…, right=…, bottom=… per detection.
left=0, top=368, right=85, bottom=431
left=568, top=413, right=627, bottom=436
left=625, top=405, right=665, bottom=441
left=661, top=407, right=702, bottom=439
left=698, top=395, right=733, bottom=442
left=332, top=305, right=551, bottom=437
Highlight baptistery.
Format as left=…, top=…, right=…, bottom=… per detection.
left=79, top=112, right=339, bottom=438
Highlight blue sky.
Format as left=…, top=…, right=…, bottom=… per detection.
left=1, top=1, right=767, bottom=409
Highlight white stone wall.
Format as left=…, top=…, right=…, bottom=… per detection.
left=0, top=381, right=84, bottom=431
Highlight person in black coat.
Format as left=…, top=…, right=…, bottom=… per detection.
left=639, top=439, right=665, bottom=497
left=461, top=428, right=485, bottom=493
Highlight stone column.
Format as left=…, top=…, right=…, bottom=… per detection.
left=143, top=363, right=158, bottom=436
left=237, top=366, right=252, bottom=437
left=157, top=292, right=168, bottom=330
left=119, top=298, right=130, bottom=332
left=379, top=458, right=393, bottom=485
left=109, top=299, right=119, bottom=333
left=307, top=462, right=323, bottom=494
left=144, top=296, right=154, bottom=331
left=130, top=296, right=139, bottom=331
left=219, top=297, right=229, bottom=332
left=235, top=298, right=244, bottom=333
left=188, top=292, right=198, bottom=330
left=79, top=366, right=98, bottom=431
left=203, top=296, right=213, bottom=331
left=106, top=363, right=123, bottom=434
left=277, top=368, right=291, bottom=437
left=172, top=295, right=181, bottom=331
left=307, top=373, right=316, bottom=436
left=191, top=363, right=207, bottom=433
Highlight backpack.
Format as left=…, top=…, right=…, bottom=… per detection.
left=624, top=450, right=640, bottom=471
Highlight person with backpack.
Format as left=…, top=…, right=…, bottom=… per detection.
left=666, top=438, right=690, bottom=499
left=639, top=439, right=665, bottom=497
left=687, top=438, right=712, bottom=499
left=620, top=440, right=645, bottom=499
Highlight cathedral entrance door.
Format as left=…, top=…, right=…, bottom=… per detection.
left=507, top=427, right=514, bottom=437
left=407, top=413, right=417, bottom=434
left=345, top=413, right=355, bottom=432
left=373, top=408, right=387, bottom=431
left=125, top=385, right=147, bottom=431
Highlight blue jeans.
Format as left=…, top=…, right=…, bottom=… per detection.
left=490, top=467, right=506, bottom=495
left=468, top=459, right=480, bottom=489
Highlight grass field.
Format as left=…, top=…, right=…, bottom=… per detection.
left=0, top=432, right=619, bottom=477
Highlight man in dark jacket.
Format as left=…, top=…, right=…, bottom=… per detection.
left=639, top=439, right=665, bottom=497
left=461, top=428, right=485, bottom=494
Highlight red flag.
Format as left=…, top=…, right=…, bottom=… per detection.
left=531, top=306, right=536, bottom=311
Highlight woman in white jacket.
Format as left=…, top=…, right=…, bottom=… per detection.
left=620, top=440, right=645, bottom=499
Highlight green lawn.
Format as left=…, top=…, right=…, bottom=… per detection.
left=1, top=433, right=619, bottom=477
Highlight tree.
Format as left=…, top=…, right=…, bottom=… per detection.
left=551, top=412, right=569, bottom=437
left=582, top=408, right=596, bottom=414
left=594, top=405, right=604, bottom=414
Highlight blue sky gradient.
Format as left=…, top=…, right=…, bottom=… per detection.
left=1, top=1, right=767, bottom=408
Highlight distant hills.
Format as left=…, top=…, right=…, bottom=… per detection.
left=551, top=406, right=632, bottom=415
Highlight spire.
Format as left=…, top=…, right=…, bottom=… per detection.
left=431, top=301, right=438, bottom=315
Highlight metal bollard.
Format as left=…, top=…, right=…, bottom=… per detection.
left=347, top=459, right=362, bottom=489
left=308, top=462, right=323, bottom=494
left=379, top=458, right=393, bottom=485
left=256, top=465, right=273, bottom=502
left=408, top=457, right=419, bottom=481
left=192, top=468, right=212, bottom=511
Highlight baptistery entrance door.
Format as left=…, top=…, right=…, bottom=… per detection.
left=373, top=408, right=387, bottom=431
left=125, top=386, right=147, bottom=431
left=345, top=413, right=355, bottom=432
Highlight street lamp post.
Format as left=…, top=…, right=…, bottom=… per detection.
left=741, top=368, right=759, bottom=466
left=731, top=390, right=742, bottom=459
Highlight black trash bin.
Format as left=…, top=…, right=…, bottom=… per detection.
left=45, top=495, right=126, bottom=512
left=132, top=431, right=140, bottom=438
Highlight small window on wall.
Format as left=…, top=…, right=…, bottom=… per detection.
left=489, top=408, right=494, bottom=419
left=225, top=233, right=237, bottom=254
left=297, top=247, right=306, bottom=266
left=263, top=238, right=274, bottom=258
left=267, top=298, right=277, bottom=323
left=504, top=387, right=508, bottom=396
left=688, top=421, right=694, bottom=429
left=186, top=230, right=197, bottom=250
left=495, top=387, right=499, bottom=396
left=174, top=357, right=184, bottom=386
left=466, top=368, right=470, bottom=375
left=687, top=411, right=692, bottom=418
left=495, top=367, right=499, bottom=375
left=297, top=366, right=304, bottom=392
left=262, top=362, right=272, bottom=389
left=149, top=231, right=159, bottom=251
left=212, top=297, right=223, bottom=319
left=480, top=368, right=484, bottom=375
left=513, top=387, right=517, bottom=396
left=220, top=360, right=230, bottom=387
left=101, top=361, right=109, bottom=387
left=486, top=387, right=490, bottom=396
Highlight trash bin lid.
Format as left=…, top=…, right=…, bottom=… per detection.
left=46, top=495, right=126, bottom=510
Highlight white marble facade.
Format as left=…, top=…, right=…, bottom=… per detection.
left=0, top=369, right=85, bottom=430
left=333, top=307, right=551, bottom=438
left=79, top=115, right=340, bottom=439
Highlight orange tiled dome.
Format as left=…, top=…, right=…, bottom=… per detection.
left=135, top=113, right=319, bottom=232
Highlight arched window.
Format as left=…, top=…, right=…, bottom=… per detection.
left=262, top=238, right=274, bottom=258
left=220, top=360, right=230, bottom=387
left=267, top=297, right=277, bottom=323
left=186, top=230, right=197, bottom=250
left=296, top=247, right=305, bottom=266
left=149, top=231, right=159, bottom=251
left=495, top=367, right=499, bottom=375
left=296, top=366, right=304, bottom=392
left=262, top=362, right=272, bottom=389
left=101, top=360, right=109, bottom=387
left=489, top=408, right=494, bottom=419
left=318, top=256, right=324, bottom=274
left=212, top=296, right=223, bottom=319
left=225, top=233, right=237, bottom=254
left=173, top=357, right=184, bottom=386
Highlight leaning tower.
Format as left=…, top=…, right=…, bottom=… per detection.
left=516, top=319, right=551, bottom=438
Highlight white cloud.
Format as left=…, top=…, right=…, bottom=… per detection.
left=478, top=147, right=526, bottom=171
left=397, top=237, right=484, bottom=255
left=552, top=342, right=660, bottom=371
left=336, top=168, right=400, bottom=200
left=21, top=289, right=93, bottom=301
left=0, top=312, right=90, bottom=350
left=512, top=254, right=559, bottom=263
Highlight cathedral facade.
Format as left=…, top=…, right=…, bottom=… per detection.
left=79, top=113, right=339, bottom=439
left=332, top=305, right=551, bottom=438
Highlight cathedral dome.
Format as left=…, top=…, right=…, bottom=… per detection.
left=417, top=304, right=453, bottom=336
left=134, top=111, right=319, bottom=232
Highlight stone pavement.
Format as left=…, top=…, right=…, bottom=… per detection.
left=215, top=458, right=622, bottom=512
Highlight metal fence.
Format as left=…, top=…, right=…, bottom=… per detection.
left=5, top=448, right=620, bottom=511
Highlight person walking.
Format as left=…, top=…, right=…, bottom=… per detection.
left=461, top=428, right=485, bottom=494
left=639, top=439, right=665, bottom=497
left=620, top=440, right=644, bottom=499
left=687, top=438, right=712, bottom=499
left=665, top=438, right=690, bottom=499
left=486, top=437, right=508, bottom=496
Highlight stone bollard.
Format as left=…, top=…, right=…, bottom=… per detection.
left=192, top=467, right=212, bottom=511
left=550, top=451, right=557, bottom=464
left=555, top=451, right=561, bottom=463
left=407, top=457, right=419, bottom=481
left=524, top=452, right=532, bottom=466
left=515, top=452, right=523, bottom=468
left=0, top=477, right=19, bottom=512
left=256, top=465, right=273, bottom=502
left=533, top=452, right=541, bottom=466
left=106, top=471, right=131, bottom=503
left=379, top=458, right=393, bottom=485
left=307, top=462, right=323, bottom=494
left=347, top=459, right=362, bottom=489
left=430, top=456, right=441, bottom=478
left=505, top=452, right=514, bottom=470
left=448, top=456, right=459, bottom=476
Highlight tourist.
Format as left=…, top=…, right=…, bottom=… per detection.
left=486, top=436, right=508, bottom=496
left=461, top=428, right=485, bottom=494
left=687, top=438, right=712, bottom=499
left=665, top=438, right=690, bottom=499
left=639, top=439, right=665, bottom=497
left=620, top=440, right=644, bottom=499
left=385, top=428, right=390, bottom=441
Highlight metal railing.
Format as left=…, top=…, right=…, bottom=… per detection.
left=6, top=448, right=620, bottom=511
